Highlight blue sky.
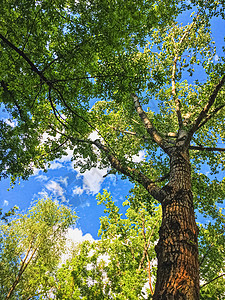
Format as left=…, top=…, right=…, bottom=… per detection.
left=0, top=10, right=224, bottom=242
left=0, top=144, right=136, bottom=239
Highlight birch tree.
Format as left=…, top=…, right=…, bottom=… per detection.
left=0, top=198, right=77, bottom=299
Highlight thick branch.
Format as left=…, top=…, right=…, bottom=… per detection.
left=189, top=145, right=225, bottom=152
left=131, top=94, right=171, bottom=155
left=187, top=75, right=225, bottom=144
left=93, top=139, right=166, bottom=202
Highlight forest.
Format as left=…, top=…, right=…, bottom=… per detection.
left=0, top=0, right=225, bottom=299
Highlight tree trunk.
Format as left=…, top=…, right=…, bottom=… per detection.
left=153, top=150, right=199, bottom=300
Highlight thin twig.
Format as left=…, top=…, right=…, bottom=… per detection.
left=200, top=273, right=225, bottom=289
left=189, top=145, right=225, bottom=152
left=197, top=104, right=225, bottom=130
left=186, top=75, right=225, bottom=145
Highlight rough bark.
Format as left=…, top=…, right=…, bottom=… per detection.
left=153, top=149, right=199, bottom=300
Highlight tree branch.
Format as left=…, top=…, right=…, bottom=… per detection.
left=197, top=104, right=225, bottom=130
left=131, top=94, right=171, bottom=156
left=200, top=273, right=225, bottom=289
left=189, top=145, right=225, bottom=152
left=6, top=242, right=37, bottom=300
left=110, top=126, right=150, bottom=142
left=93, top=139, right=166, bottom=202
left=48, top=88, right=69, bottom=129
left=187, top=75, right=225, bottom=144
left=199, top=243, right=214, bottom=267
left=0, top=33, right=50, bottom=84
left=0, top=34, right=99, bottom=135
left=172, top=57, right=183, bottom=128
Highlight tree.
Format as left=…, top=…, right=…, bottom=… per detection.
left=0, top=0, right=225, bottom=298
left=0, top=197, right=77, bottom=299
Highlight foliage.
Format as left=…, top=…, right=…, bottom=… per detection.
left=54, top=190, right=161, bottom=299
left=0, top=197, right=77, bottom=299
left=0, top=0, right=181, bottom=181
left=0, top=205, right=18, bottom=223
left=198, top=211, right=225, bottom=299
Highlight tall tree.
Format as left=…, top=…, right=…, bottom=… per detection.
left=0, top=197, right=77, bottom=299
left=0, top=0, right=224, bottom=298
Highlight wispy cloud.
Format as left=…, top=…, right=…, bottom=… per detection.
left=35, top=175, right=49, bottom=182
left=57, top=176, right=69, bottom=187
left=3, top=200, right=9, bottom=207
left=73, top=186, right=84, bottom=195
left=49, top=161, right=64, bottom=170
left=37, top=190, right=49, bottom=199
left=45, top=180, right=66, bottom=202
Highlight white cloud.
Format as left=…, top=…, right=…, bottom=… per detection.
left=31, top=166, right=41, bottom=176
left=32, top=131, right=107, bottom=195
left=73, top=186, right=84, bottom=195
left=4, top=118, right=17, bottom=127
left=60, top=148, right=74, bottom=163
left=88, top=131, right=100, bottom=141
left=3, top=200, right=9, bottom=207
left=49, top=161, right=64, bottom=170
left=57, top=176, right=69, bottom=187
left=72, top=130, right=108, bottom=194
left=61, top=228, right=95, bottom=264
left=66, top=228, right=94, bottom=244
left=214, top=54, right=219, bottom=62
left=37, top=190, right=49, bottom=199
left=45, top=180, right=66, bottom=201
left=131, top=150, right=146, bottom=163
left=82, top=167, right=108, bottom=194
left=35, top=175, right=49, bottom=182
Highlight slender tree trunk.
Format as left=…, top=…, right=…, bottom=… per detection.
left=153, top=150, right=199, bottom=300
